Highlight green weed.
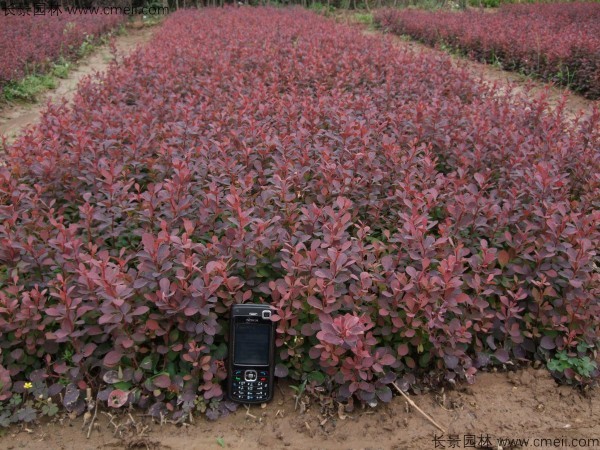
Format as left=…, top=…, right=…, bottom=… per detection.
left=2, top=73, right=56, bottom=102
left=547, top=342, right=598, bottom=384
left=52, top=58, right=72, bottom=79
left=354, top=12, right=373, bottom=24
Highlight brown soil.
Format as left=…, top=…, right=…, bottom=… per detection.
left=0, top=24, right=155, bottom=144
left=1, top=368, right=598, bottom=450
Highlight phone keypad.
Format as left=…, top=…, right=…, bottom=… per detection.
left=231, top=369, right=270, bottom=402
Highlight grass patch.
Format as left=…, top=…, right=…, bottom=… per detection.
left=309, top=2, right=336, bottom=15
left=51, top=58, right=72, bottom=79
left=354, top=12, right=374, bottom=25
left=2, top=58, right=75, bottom=102
left=2, top=73, right=57, bottom=102
left=1, top=24, right=127, bottom=104
left=77, top=35, right=98, bottom=58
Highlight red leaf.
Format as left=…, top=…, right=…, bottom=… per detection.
left=108, top=389, right=129, bottom=408
left=103, top=351, right=122, bottom=367
left=397, top=344, right=409, bottom=357
left=498, top=250, right=510, bottom=267
left=153, top=374, right=171, bottom=389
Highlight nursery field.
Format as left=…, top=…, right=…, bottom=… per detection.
left=0, top=24, right=155, bottom=142
left=0, top=5, right=598, bottom=443
left=0, top=13, right=124, bottom=96
left=374, top=3, right=600, bottom=99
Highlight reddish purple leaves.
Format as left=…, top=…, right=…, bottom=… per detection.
left=0, top=14, right=124, bottom=93
left=0, top=7, right=598, bottom=414
left=375, top=3, right=600, bottom=99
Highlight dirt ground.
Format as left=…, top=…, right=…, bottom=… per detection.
left=0, top=12, right=598, bottom=450
left=1, top=368, right=598, bottom=450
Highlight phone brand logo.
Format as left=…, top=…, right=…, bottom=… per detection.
left=249, top=313, right=258, bottom=316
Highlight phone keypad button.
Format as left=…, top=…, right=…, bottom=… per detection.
left=231, top=370, right=269, bottom=401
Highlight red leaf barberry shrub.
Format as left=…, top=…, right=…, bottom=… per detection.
left=374, top=3, right=600, bottom=99
left=0, top=13, right=124, bottom=94
left=0, top=7, right=598, bottom=422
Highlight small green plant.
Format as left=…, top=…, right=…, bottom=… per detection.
left=547, top=342, right=598, bottom=384
left=63, top=21, right=77, bottom=34
left=490, top=52, right=503, bottom=69
left=216, top=437, right=225, bottom=447
left=0, top=384, right=60, bottom=428
left=353, top=12, right=373, bottom=25
left=78, top=35, right=96, bottom=58
left=52, top=58, right=72, bottom=79
left=117, top=23, right=128, bottom=35
left=556, top=65, right=576, bottom=87
left=309, top=2, right=335, bottom=15
left=2, top=73, right=56, bottom=101
left=289, top=379, right=307, bottom=411
left=438, top=40, right=467, bottom=58
left=439, top=41, right=453, bottom=53
left=61, top=346, right=75, bottom=366
left=468, top=0, right=500, bottom=8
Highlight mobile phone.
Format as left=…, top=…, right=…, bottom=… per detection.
left=228, top=303, right=275, bottom=403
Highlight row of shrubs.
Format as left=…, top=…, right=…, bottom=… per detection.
left=374, top=3, right=600, bottom=99
left=0, top=7, right=598, bottom=424
left=0, top=14, right=124, bottom=95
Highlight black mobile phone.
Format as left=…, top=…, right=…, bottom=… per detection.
left=228, top=303, right=275, bottom=403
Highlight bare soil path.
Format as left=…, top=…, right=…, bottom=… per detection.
left=0, top=24, right=155, bottom=143
left=1, top=368, right=598, bottom=450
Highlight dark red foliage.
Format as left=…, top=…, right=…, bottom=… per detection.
left=375, top=3, right=600, bottom=99
left=0, top=7, right=598, bottom=414
left=0, top=14, right=124, bottom=90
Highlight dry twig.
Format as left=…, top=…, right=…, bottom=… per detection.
left=87, top=395, right=99, bottom=438
left=392, top=382, right=447, bottom=434
left=245, top=404, right=258, bottom=419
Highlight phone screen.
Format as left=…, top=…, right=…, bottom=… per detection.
left=234, top=323, right=271, bottom=365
